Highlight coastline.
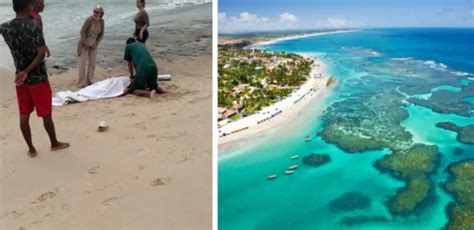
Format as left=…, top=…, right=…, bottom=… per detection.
left=245, top=29, right=359, bottom=48
left=218, top=56, right=333, bottom=149
left=217, top=29, right=359, bottom=150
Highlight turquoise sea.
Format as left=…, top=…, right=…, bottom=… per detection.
left=219, top=29, right=474, bottom=229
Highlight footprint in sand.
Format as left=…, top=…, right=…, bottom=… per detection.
left=101, top=197, right=119, bottom=206
left=3, top=209, right=24, bottom=219
left=37, top=191, right=56, bottom=202
left=146, top=134, right=156, bottom=138
left=150, top=177, right=171, bottom=186
left=88, top=165, right=100, bottom=174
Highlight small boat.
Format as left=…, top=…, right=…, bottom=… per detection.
left=305, top=136, right=312, bottom=142
left=291, top=155, right=299, bottom=160
left=267, top=175, right=277, bottom=180
left=285, top=170, right=294, bottom=175
left=289, top=165, right=298, bottom=170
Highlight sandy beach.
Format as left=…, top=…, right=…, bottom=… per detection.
left=247, top=30, right=358, bottom=48
left=218, top=58, right=333, bottom=148
left=0, top=3, right=211, bottom=230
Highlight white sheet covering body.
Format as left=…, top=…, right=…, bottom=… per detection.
left=53, top=76, right=130, bottom=106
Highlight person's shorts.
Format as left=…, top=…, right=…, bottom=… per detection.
left=134, top=29, right=149, bottom=43
left=16, top=81, right=52, bottom=117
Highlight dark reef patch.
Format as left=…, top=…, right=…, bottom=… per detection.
left=329, top=192, right=371, bottom=212
left=442, top=160, right=474, bottom=230
left=302, top=153, right=331, bottom=167
left=436, top=122, right=474, bottom=145
left=407, top=84, right=474, bottom=117
left=374, top=144, right=439, bottom=217
left=318, top=89, right=412, bottom=153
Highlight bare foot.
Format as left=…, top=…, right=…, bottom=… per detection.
left=51, top=142, right=70, bottom=151
left=28, top=149, right=37, bottom=158
left=150, top=90, right=157, bottom=99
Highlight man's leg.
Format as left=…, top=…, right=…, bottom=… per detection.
left=146, top=66, right=158, bottom=91
left=19, top=114, right=37, bottom=157
left=30, top=82, right=69, bottom=151
left=42, top=114, right=69, bottom=151
left=126, top=66, right=149, bottom=97
left=146, top=66, right=164, bottom=98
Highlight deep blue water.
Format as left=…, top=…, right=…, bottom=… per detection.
left=219, top=28, right=474, bottom=230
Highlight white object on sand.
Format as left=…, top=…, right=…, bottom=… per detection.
left=158, top=74, right=171, bottom=81
left=52, top=75, right=172, bottom=106
left=52, top=76, right=130, bottom=106
left=98, top=121, right=108, bottom=131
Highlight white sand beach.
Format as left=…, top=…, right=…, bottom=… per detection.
left=247, top=30, right=359, bottom=48
left=218, top=58, right=333, bottom=148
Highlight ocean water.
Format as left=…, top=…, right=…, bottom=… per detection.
left=0, top=0, right=211, bottom=70
left=219, top=29, right=474, bottom=229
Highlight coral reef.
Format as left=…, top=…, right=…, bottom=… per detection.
left=302, top=153, right=331, bottom=167
left=436, top=122, right=474, bottom=144
left=442, top=160, right=474, bottom=230
left=374, top=144, right=439, bottom=216
left=407, top=84, right=474, bottom=117
left=318, top=90, right=412, bottom=153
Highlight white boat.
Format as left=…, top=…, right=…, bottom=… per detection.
left=291, top=155, right=299, bottom=160
left=267, top=175, right=277, bottom=180
left=285, top=170, right=294, bottom=175
left=305, top=136, right=312, bottom=142
left=289, top=165, right=298, bottom=170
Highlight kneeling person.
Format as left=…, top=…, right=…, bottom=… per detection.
left=123, top=37, right=161, bottom=97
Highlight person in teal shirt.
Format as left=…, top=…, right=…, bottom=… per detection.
left=123, top=37, right=161, bottom=95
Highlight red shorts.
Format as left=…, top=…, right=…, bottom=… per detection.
left=16, top=81, right=52, bottom=117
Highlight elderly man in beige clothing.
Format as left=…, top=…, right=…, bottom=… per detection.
left=77, top=5, right=104, bottom=88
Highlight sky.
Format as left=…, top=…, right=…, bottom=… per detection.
left=219, top=0, right=474, bottom=33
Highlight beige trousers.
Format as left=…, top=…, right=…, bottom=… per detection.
left=77, top=46, right=97, bottom=88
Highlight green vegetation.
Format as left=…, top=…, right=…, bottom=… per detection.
left=218, top=48, right=314, bottom=116
left=229, top=113, right=241, bottom=121
left=442, top=160, right=474, bottom=230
